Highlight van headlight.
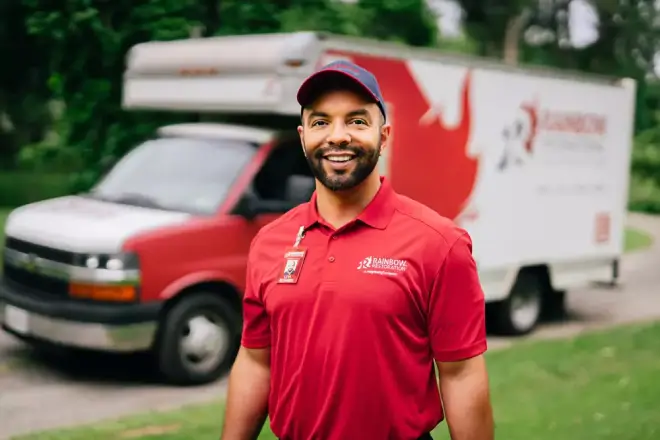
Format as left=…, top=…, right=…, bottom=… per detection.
left=69, top=252, right=141, bottom=303
left=83, top=252, right=140, bottom=271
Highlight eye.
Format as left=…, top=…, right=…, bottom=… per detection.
left=311, top=120, right=327, bottom=127
left=350, top=119, right=367, bottom=125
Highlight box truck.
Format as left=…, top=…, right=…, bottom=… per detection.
left=0, top=32, right=636, bottom=384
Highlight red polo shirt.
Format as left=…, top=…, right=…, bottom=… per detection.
left=242, top=177, right=487, bottom=440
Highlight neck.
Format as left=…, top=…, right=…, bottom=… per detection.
left=315, top=173, right=382, bottom=229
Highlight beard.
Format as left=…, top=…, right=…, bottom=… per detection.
left=304, top=140, right=381, bottom=192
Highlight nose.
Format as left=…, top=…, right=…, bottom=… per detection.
left=326, top=122, right=351, bottom=146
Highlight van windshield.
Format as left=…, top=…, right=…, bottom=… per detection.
left=88, top=137, right=257, bottom=215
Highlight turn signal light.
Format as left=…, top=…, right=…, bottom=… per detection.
left=69, top=283, right=136, bottom=302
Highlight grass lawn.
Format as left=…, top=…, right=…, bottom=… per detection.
left=0, top=207, right=12, bottom=237
left=0, top=207, right=12, bottom=268
left=624, top=226, right=653, bottom=252
left=17, top=320, right=660, bottom=440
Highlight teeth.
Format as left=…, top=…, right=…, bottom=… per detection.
left=326, top=156, right=353, bottom=162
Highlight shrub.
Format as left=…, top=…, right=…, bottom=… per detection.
left=0, top=171, right=72, bottom=207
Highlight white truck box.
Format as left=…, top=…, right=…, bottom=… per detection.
left=123, top=32, right=636, bottom=334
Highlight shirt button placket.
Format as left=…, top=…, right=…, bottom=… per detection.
left=323, top=233, right=340, bottom=284
left=328, top=234, right=336, bottom=263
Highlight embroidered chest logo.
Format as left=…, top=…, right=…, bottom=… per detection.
left=357, top=256, right=408, bottom=276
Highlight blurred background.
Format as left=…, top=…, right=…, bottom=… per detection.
left=1, top=1, right=660, bottom=439
left=1, top=0, right=660, bottom=212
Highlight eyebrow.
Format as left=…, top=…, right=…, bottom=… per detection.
left=307, top=111, right=329, bottom=120
left=306, top=108, right=372, bottom=122
left=346, top=109, right=370, bottom=119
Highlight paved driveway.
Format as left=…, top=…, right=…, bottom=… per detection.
left=1, top=212, right=659, bottom=439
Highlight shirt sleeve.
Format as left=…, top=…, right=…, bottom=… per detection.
left=240, top=237, right=271, bottom=349
left=428, top=231, right=487, bottom=362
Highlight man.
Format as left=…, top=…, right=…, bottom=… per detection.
left=220, top=61, right=494, bottom=440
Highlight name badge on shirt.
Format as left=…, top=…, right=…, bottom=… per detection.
left=277, top=247, right=307, bottom=284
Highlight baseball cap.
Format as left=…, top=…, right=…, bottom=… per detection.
left=296, top=60, right=387, bottom=121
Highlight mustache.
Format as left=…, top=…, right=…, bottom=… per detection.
left=312, top=145, right=364, bottom=159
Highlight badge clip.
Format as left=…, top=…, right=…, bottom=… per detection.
left=293, top=226, right=305, bottom=248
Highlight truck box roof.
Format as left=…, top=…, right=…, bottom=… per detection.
left=122, top=31, right=628, bottom=115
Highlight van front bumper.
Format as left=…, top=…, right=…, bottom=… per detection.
left=0, top=281, right=162, bottom=353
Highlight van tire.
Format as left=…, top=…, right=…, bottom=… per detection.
left=487, top=271, right=543, bottom=336
left=541, top=290, right=567, bottom=321
left=155, top=292, right=241, bottom=386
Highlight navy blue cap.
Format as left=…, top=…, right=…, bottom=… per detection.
left=296, top=60, right=387, bottom=121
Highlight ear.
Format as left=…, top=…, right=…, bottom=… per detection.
left=379, top=123, right=392, bottom=155
left=297, top=125, right=307, bottom=157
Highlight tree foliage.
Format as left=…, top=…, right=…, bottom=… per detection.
left=458, top=0, right=532, bottom=57
left=3, top=0, right=660, bottom=212
left=0, top=1, right=51, bottom=161
left=21, top=0, right=207, bottom=188
left=16, top=0, right=437, bottom=191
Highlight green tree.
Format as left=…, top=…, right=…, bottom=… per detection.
left=0, top=1, right=51, bottom=164
left=455, top=0, right=534, bottom=58
left=22, top=0, right=207, bottom=189
left=21, top=0, right=439, bottom=191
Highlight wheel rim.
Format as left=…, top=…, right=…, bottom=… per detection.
left=510, top=289, right=541, bottom=332
left=179, top=313, right=229, bottom=375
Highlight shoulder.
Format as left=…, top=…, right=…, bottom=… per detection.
left=392, top=193, right=469, bottom=251
left=391, top=194, right=476, bottom=282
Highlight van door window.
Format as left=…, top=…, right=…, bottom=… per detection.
left=245, top=140, right=316, bottom=213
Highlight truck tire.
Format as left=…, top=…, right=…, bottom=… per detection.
left=487, top=271, right=543, bottom=336
left=155, top=292, right=241, bottom=385
left=541, top=290, right=567, bottom=321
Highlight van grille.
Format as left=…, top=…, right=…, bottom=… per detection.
left=5, top=237, right=76, bottom=265
left=3, top=237, right=72, bottom=299
left=3, top=264, right=69, bottom=298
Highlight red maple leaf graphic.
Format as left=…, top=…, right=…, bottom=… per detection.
left=520, top=100, right=539, bottom=153
left=326, top=51, right=478, bottom=220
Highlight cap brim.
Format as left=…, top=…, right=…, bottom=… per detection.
left=296, top=69, right=380, bottom=107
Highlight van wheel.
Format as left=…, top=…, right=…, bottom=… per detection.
left=155, top=292, right=240, bottom=385
left=487, top=271, right=543, bottom=336
left=542, top=290, right=567, bottom=321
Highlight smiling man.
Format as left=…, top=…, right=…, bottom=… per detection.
left=220, top=61, right=494, bottom=440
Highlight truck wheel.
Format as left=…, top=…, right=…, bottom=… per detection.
left=155, top=292, right=240, bottom=385
left=542, top=290, right=567, bottom=321
left=487, top=271, right=543, bottom=336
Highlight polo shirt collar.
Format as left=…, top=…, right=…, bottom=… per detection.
left=304, top=177, right=396, bottom=230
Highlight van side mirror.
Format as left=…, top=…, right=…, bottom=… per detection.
left=236, top=194, right=260, bottom=220
left=236, top=194, right=293, bottom=220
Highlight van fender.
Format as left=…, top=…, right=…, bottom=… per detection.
left=159, top=270, right=243, bottom=302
